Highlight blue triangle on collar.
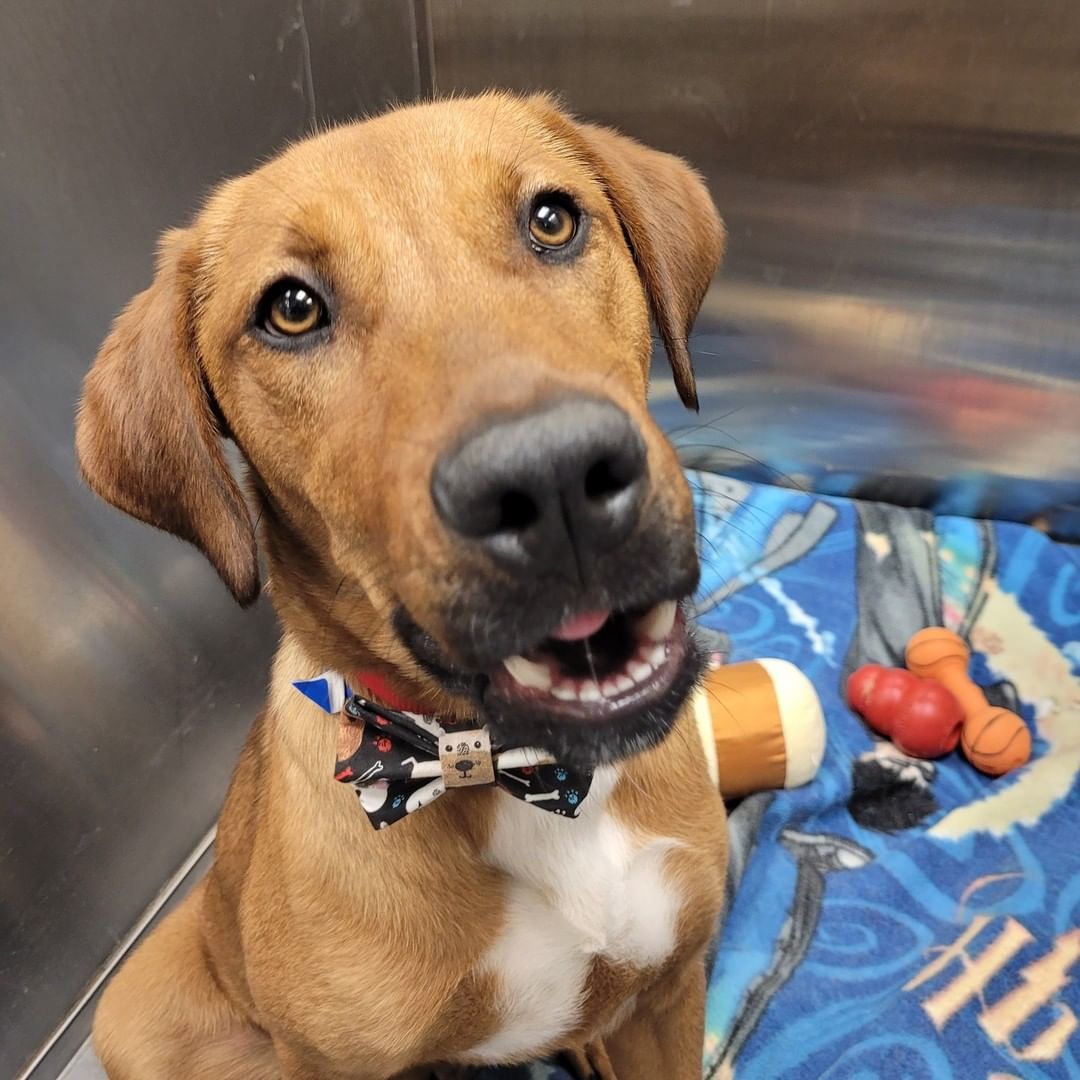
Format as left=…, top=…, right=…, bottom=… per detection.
left=293, top=677, right=332, bottom=712
left=292, top=671, right=349, bottom=713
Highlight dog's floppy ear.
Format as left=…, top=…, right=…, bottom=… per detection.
left=75, top=228, right=260, bottom=605
left=534, top=99, right=725, bottom=411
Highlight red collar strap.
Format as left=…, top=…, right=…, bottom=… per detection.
left=351, top=670, right=429, bottom=714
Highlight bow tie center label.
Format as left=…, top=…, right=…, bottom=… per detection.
left=440, top=728, right=495, bottom=788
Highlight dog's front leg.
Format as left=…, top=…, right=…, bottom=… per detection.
left=601, top=956, right=708, bottom=1080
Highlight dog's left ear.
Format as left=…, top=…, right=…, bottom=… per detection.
left=533, top=98, right=726, bottom=410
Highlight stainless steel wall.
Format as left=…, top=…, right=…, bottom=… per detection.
left=433, top=0, right=1080, bottom=535
left=0, top=3, right=423, bottom=1074
left=3, top=1, right=1078, bottom=1074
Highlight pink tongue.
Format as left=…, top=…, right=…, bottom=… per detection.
left=549, top=609, right=611, bottom=642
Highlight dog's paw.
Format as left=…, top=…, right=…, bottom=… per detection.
left=561, top=1041, right=618, bottom=1080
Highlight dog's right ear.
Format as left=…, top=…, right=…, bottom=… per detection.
left=75, top=228, right=260, bottom=606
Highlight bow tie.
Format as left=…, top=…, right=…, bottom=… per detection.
left=293, top=672, right=593, bottom=829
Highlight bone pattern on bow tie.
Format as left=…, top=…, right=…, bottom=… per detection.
left=293, top=672, right=594, bottom=829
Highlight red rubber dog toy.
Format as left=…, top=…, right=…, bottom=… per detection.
left=847, top=664, right=964, bottom=759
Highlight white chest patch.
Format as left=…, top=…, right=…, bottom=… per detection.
left=467, top=766, right=684, bottom=1063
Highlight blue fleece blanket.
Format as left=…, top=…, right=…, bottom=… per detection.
left=477, top=472, right=1080, bottom=1080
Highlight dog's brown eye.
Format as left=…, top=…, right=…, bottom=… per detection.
left=528, top=195, right=578, bottom=252
left=260, top=280, right=326, bottom=337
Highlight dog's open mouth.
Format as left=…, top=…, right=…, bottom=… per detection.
left=477, top=599, right=701, bottom=766
left=490, top=600, right=687, bottom=720
left=395, top=592, right=703, bottom=767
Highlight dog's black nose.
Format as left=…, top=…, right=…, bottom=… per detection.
left=432, top=399, right=648, bottom=579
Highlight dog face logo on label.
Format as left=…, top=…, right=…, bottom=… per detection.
left=441, top=730, right=495, bottom=788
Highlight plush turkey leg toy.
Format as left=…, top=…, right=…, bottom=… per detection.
left=692, top=659, right=827, bottom=799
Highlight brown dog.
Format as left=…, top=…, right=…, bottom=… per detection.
left=76, top=92, right=727, bottom=1080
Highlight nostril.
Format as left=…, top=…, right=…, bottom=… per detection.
left=584, top=455, right=640, bottom=501
left=497, top=490, right=540, bottom=532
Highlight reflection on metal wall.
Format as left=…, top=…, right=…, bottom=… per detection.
left=0, top=3, right=420, bottom=1074
left=432, top=0, right=1080, bottom=535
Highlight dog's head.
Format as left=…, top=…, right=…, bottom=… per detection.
left=76, top=93, right=724, bottom=767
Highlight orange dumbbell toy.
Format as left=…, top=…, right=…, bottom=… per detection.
left=905, top=627, right=1031, bottom=776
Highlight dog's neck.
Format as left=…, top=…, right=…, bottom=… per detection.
left=256, top=497, right=461, bottom=716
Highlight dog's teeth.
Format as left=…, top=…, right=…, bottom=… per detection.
left=600, top=678, right=622, bottom=698
left=639, top=599, right=677, bottom=643
left=628, top=660, right=653, bottom=683
left=552, top=684, right=577, bottom=701
left=615, top=675, right=635, bottom=693
left=646, top=644, right=667, bottom=667
left=579, top=680, right=602, bottom=702
left=503, top=655, right=553, bottom=691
